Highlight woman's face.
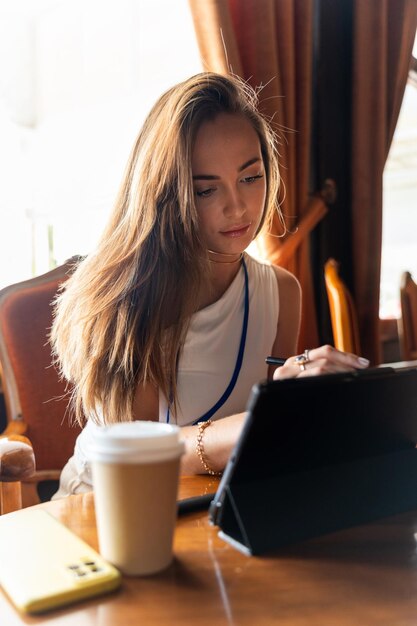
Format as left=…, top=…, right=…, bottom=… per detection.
left=191, top=113, right=267, bottom=256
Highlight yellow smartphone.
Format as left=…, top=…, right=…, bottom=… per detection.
left=0, top=508, right=121, bottom=614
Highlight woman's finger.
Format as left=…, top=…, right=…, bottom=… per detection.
left=304, top=345, right=369, bottom=369
left=272, top=345, right=370, bottom=380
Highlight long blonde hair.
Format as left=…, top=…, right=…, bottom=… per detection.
left=51, top=72, right=281, bottom=425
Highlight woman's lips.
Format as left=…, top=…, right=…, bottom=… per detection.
left=220, top=224, right=251, bottom=238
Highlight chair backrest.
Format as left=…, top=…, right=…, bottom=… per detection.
left=399, top=271, right=417, bottom=361
left=0, top=257, right=83, bottom=480
left=324, top=258, right=361, bottom=355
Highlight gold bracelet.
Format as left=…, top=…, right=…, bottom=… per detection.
left=196, top=419, right=222, bottom=476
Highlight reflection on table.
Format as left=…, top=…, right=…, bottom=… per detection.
left=2, top=474, right=417, bottom=625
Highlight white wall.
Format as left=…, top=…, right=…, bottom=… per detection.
left=0, top=0, right=201, bottom=286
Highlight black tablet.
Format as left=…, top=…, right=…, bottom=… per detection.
left=209, top=366, right=417, bottom=555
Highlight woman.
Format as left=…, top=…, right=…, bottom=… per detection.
left=51, top=72, right=369, bottom=496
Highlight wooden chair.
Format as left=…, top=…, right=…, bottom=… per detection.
left=398, top=271, right=417, bottom=360
left=0, top=435, right=35, bottom=514
left=324, top=258, right=361, bottom=355
left=255, top=194, right=329, bottom=266
left=0, top=257, right=83, bottom=507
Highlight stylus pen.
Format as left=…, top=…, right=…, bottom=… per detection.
left=265, top=356, right=286, bottom=366
left=177, top=493, right=215, bottom=515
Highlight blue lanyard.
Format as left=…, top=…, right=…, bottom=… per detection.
left=166, top=257, right=249, bottom=425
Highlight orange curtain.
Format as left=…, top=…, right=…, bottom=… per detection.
left=188, top=0, right=319, bottom=351
left=351, top=0, right=417, bottom=363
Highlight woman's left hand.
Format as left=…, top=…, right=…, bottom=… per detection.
left=273, top=345, right=370, bottom=380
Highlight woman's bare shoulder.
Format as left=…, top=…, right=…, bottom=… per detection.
left=270, top=263, right=301, bottom=299
left=269, top=264, right=301, bottom=358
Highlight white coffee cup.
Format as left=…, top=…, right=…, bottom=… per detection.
left=88, top=421, right=184, bottom=576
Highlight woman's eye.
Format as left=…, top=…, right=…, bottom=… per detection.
left=195, top=187, right=215, bottom=198
left=242, top=174, right=264, bottom=184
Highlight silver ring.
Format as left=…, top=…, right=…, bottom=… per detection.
left=295, top=350, right=310, bottom=372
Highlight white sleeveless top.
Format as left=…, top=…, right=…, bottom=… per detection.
left=53, top=252, right=279, bottom=497
left=160, top=252, right=279, bottom=425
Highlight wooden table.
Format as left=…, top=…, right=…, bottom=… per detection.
left=3, top=475, right=417, bottom=625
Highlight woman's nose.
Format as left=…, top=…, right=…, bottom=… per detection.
left=223, top=187, right=246, bottom=218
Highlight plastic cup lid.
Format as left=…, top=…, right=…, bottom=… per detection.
left=87, top=421, right=184, bottom=464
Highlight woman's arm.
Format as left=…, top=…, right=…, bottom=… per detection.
left=179, top=413, right=245, bottom=474
left=267, top=265, right=301, bottom=378
left=268, top=265, right=369, bottom=379
left=132, top=381, right=245, bottom=475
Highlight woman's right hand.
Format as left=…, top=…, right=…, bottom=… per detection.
left=273, top=345, right=369, bottom=380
